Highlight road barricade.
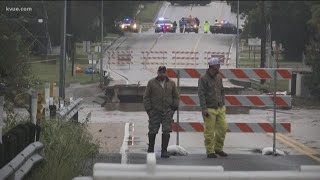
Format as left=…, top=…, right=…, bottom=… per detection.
left=106, top=50, right=133, bottom=69
left=167, top=67, right=292, bottom=155
left=204, top=51, right=230, bottom=66
left=141, top=51, right=167, bottom=68
left=172, top=51, right=199, bottom=66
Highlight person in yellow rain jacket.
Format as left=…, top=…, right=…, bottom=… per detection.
left=204, top=20, right=210, bottom=34
left=198, top=57, right=228, bottom=158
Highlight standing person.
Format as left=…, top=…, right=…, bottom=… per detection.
left=198, top=57, right=228, bottom=158
left=143, top=66, right=180, bottom=158
left=173, top=20, right=177, bottom=27
left=173, top=20, right=178, bottom=32
left=204, top=20, right=210, bottom=34
left=195, top=17, right=200, bottom=26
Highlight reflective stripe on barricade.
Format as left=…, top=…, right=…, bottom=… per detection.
left=172, top=122, right=291, bottom=133
left=179, top=95, right=291, bottom=107
left=167, top=68, right=292, bottom=79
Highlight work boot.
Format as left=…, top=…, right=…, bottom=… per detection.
left=207, top=153, right=217, bottom=158
left=216, top=151, right=228, bottom=157
left=161, top=133, right=170, bottom=158
left=147, top=134, right=156, bottom=153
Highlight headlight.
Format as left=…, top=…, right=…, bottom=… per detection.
left=194, top=25, right=197, bottom=28
left=133, top=23, right=137, bottom=29
left=157, top=24, right=161, bottom=28
left=121, top=24, right=125, bottom=29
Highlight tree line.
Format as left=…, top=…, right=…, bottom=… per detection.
left=227, top=1, right=320, bottom=97
left=0, top=0, right=147, bottom=104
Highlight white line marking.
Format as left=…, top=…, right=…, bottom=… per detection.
left=120, top=122, right=129, bottom=164
left=193, top=34, right=203, bottom=52
left=227, top=36, right=236, bottom=67
left=162, top=3, right=169, bottom=17
left=106, top=36, right=130, bottom=85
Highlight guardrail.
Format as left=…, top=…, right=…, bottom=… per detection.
left=0, top=142, right=44, bottom=180
left=73, top=153, right=320, bottom=180
left=57, top=98, right=83, bottom=121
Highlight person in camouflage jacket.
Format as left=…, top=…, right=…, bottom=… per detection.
left=198, top=57, right=228, bottom=158
left=143, top=66, right=179, bottom=158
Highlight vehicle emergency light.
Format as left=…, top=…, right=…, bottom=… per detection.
left=158, top=17, right=164, bottom=21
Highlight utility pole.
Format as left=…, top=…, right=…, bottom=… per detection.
left=59, top=0, right=67, bottom=102
left=236, top=0, right=239, bottom=68
left=100, top=0, right=104, bottom=86
left=260, top=1, right=266, bottom=70
left=265, top=1, right=272, bottom=68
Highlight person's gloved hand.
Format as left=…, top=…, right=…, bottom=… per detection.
left=167, top=110, right=175, bottom=119
left=202, top=109, right=209, bottom=118
left=147, top=110, right=153, bottom=118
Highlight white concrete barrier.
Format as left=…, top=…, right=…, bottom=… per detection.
left=77, top=156, right=320, bottom=180
left=300, top=165, right=320, bottom=172
left=93, top=171, right=320, bottom=180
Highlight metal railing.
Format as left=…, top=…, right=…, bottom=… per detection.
left=57, top=98, right=83, bottom=121
left=0, top=142, right=44, bottom=180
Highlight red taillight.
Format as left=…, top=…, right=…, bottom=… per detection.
left=166, top=26, right=170, bottom=29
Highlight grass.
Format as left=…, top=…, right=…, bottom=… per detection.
left=3, top=109, right=99, bottom=180
left=261, top=80, right=289, bottom=92
left=28, top=35, right=122, bottom=91
left=30, top=61, right=100, bottom=88
left=239, top=45, right=304, bottom=68
left=136, top=1, right=163, bottom=23
left=26, top=119, right=99, bottom=180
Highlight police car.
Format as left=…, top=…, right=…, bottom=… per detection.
left=154, top=17, right=177, bottom=33
left=210, top=20, right=242, bottom=34
left=119, top=16, right=138, bottom=33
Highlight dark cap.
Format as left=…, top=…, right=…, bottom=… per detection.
left=158, top=66, right=167, bottom=72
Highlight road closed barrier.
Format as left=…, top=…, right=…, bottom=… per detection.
left=172, top=122, right=291, bottom=133
left=204, top=51, right=230, bottom=65
left=172, top=51, right=199, bottom=66
left=106, top=50, right=133, bottom=69
left=167, top=67, right=292, bottom=154
left=141, top=51, right=167, bottom=68
left=179, top=94, right=292, bottom=107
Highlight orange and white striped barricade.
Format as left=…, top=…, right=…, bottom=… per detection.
left=117, top=50, right=133, bottom=69
left=172, top=51, right=199, bottom=67
left=179, top=94, right=291, bottom=107
left=106, top=50, right=133, bottom=69
left=167, top=67, right=292, bottom=154
left=172, top=122, right=291, bottom=133
left=167, top=68, right=292, bottom=79
left=106, top=50, right=117, bottom=65
left=204, top=51, right=230, bottom=66
left=141, top=50, right=167, bottom=68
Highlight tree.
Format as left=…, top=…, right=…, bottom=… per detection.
left=305, top=2, right=320, bottom=97
left=270, top=1, right=311, bottom=61
left=0, top=20, right=35, bottom=104
left=227, top=1, right=258, bottom=16
left=228, top=1, right=311, bottom=61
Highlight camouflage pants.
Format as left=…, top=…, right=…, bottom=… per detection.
left=148, top=110, right=174, bottom=135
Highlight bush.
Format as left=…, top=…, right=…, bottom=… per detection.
left=26, top=119, right=99, bottom=180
